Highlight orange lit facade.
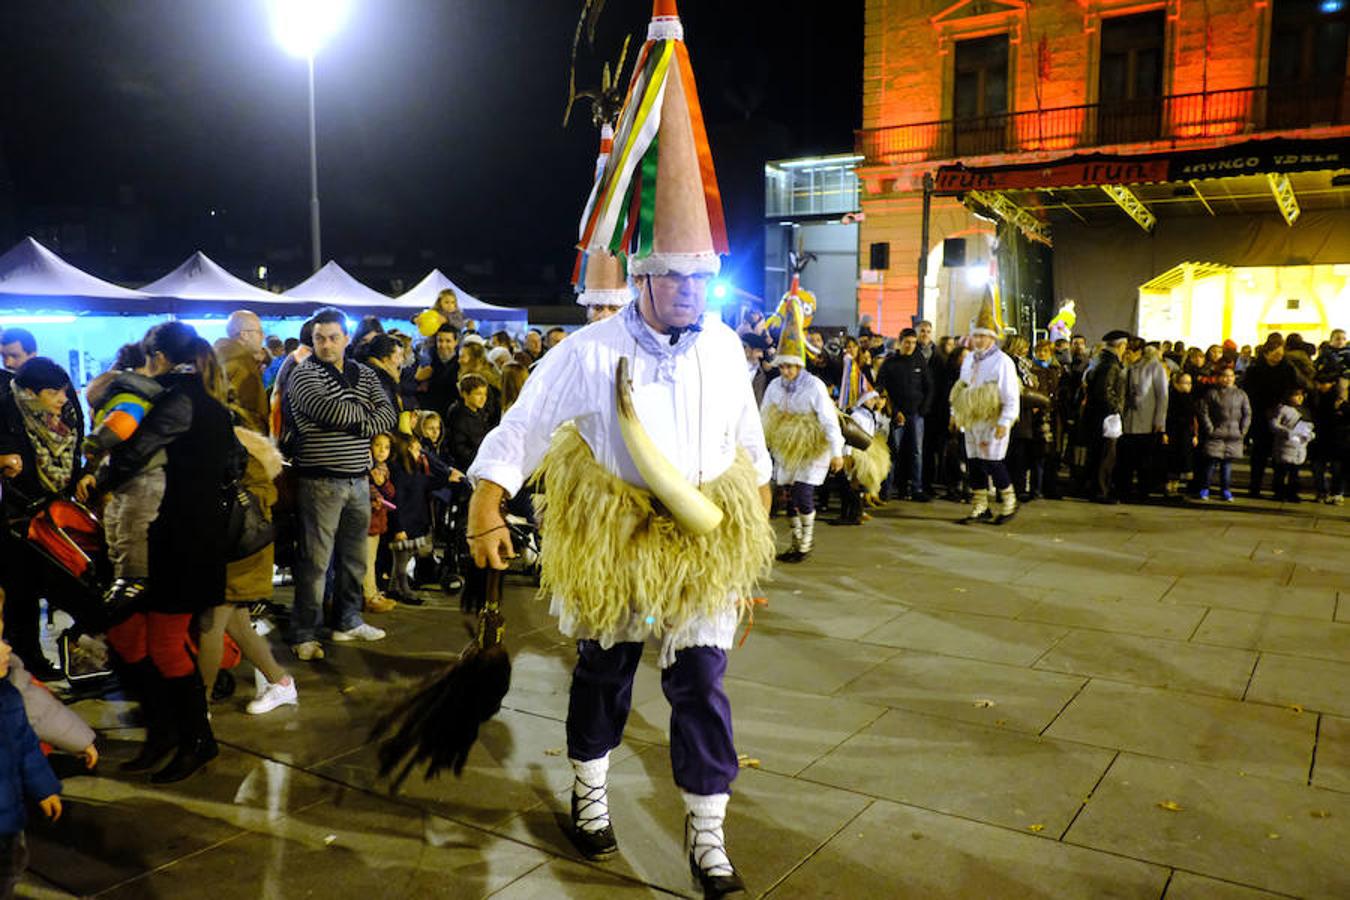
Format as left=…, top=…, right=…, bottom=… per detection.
left=856, top=0, right=1350, bottom=334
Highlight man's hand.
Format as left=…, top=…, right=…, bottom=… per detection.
left=829, top=456, right=845, bottom=473
left=74, top=474, right=97, bottom=504
left=0, top=453, right=21, bottom=479
left=468, top=480, right=514, bottom=570
left=1161, top=434, right=1170, bottom=446
left=448, top=469, right=465, bottom=484
left=994, top=425, right=1008, bottom=440
left=80, top=744, right=99, bottom=770
left=40, top=795, right=62, bottom=822
left=415, top=365, right=434, bottom=382
left=393, top=531, right=408, bottom=542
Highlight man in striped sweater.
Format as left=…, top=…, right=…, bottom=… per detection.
left=286, top=307, right=399, bottom=660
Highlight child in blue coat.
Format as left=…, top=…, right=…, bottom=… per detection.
left=1, top=593, right=63, bottom=900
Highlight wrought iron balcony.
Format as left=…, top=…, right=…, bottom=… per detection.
left=857, top=80, right=1350, bottom=165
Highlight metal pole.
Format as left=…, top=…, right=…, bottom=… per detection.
left=917, top=171, right=933, bottom=325
left=307, top=54, right=322, bottom=274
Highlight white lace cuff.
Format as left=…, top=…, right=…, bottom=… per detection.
left=648, top=16, right=684, bottom=42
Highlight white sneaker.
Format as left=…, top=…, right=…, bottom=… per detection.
left=292, top=641, right=325, bottom=661
left=331, top=623, right=386, bottom=642
left=247, top=677, right=299, bottom=715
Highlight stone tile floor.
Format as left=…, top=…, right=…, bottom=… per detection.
left=17, top=492, right=1350, bottom=898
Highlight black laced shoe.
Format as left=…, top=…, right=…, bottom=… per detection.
left=568, top=789, right=618, bottom=860
left=687, top=814, right=745, bottom=898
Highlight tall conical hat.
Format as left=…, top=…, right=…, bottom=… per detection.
left=971, top=289, right=1001, bottom=338
left=773, top=291, right=808, bottom=366
left=577, top=0, right=729, bottom=278
left=573, top=124, right=634, bottom=308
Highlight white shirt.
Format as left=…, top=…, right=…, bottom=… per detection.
left=759, top=370, right=845, bottom=485
left=958, top=347, right=1020, bottom=460
left=469, top=313, right=771, bottom=497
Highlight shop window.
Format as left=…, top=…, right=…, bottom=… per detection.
left=953, top=34, right=1010, bottom=155
left=1097, top=11, right=1165, bottom=144
left=1268, top=0, right=1349, bottom=127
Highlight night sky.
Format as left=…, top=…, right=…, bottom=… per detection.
left=0, top=0, right=862, bottom=304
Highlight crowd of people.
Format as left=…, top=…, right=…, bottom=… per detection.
left=0, top=289, right=564, bottom=812
left=739, top=314, right=1350, bottom=529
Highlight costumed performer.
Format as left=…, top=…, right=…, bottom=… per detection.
left=572, top=123, right=634, bottom=324
left=837, top=390, right=890, bottom=524
left=467, top=2, right=772, bottom=895
left=950, top=295, right=1021, bottom=524
left=1047, top=299, right=1077, bottom=344
left=759, top=304, right=844, bottom=561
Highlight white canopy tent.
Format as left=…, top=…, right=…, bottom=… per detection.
left=0, top=237, right=151, bottom=312
left=141, top=252, right=312, bottom=315
left=281, top=260, right=395, bottom=310
left=396, top=269, right=526, bottom=321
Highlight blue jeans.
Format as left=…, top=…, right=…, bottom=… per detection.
left=292, top=476, right=370, bottom=644
left=885, top=415, right=925, bottom=496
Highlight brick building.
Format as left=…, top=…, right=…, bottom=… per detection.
left=856, top=0, right=1350, bottom=342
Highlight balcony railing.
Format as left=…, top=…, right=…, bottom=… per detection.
left=857, top=81, right=1350, bottom=165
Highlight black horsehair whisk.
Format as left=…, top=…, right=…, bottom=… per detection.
left=370, top=566, right=511, bottom=792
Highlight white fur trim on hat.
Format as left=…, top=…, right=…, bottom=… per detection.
left=575, top=287, right=635, bottom=308
left=627, top=251, right=721, bottom=277
left=648, top=16, right=684, bottom=41
left=970, top=327, right=999, bottom=338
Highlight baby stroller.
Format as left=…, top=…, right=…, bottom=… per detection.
left=2, top=480, right=241, bottom=692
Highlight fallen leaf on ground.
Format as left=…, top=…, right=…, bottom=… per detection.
left=953, top=587, right=967, bottom=593
left=1157, top=801, right=1183, bottom=812
left=1310, top=810, right=1331, bottom=819
left=994, top=719, right=1007, bottom=727
left=1267, top=832, right=1280, bottom=839
left=973, top=699, right=996, bottom=708
left=544, top=748, right=563, bottom=757
left=1027, top=824, right=1045, bottom=832
left=737, top=754, right=761, bottom=769
left=1288, top=704, right=1304, bottom=713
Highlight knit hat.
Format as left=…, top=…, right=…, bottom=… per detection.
left=971, top=292, right=1000, bottom=338
left=577, top=0, right=729, bottom=278
left=574, top=123, right=635, bottom=309
left=14, top=357, right=70, bottom=392
left=1102, top=329, right=1131, bottom=343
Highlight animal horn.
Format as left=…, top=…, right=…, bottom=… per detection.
left=615, top=357, right=724, bottom=535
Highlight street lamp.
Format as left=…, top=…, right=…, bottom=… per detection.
left=269, top=0, right=351, bottom=274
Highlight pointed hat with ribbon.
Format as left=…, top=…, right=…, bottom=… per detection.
left=577, top=0, right=729, bottom=278
left=971, top=290, right=1002, bottom=338
left=573, top=124, right=635, bottom=309
left=773, top=291, right=809, bottom=366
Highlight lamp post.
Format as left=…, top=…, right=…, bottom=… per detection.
left=269, top=0, right=350, bottom=274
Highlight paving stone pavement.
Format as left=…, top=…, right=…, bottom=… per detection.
left=17, top=493, right=1350, bottom=898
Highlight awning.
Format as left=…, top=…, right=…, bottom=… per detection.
left=281, top=261, right=395, bottom=310
left=395, top=270, right=526, bottom=320
left=141, top=252, right=314, bottom=316
left=934, top=136, right=1350, bottom=194
left=0, top=237, right=152, bottom=313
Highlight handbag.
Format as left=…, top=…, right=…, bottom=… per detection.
left=224, top=480, right=275, bottom=562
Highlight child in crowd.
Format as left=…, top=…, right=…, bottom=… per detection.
left=1197, top=366, right=1251, bottom=502
left=1270, top=386, right=1314, bottom=502
left=1, top=591, right=64, bottom=900
left=1312, top=375, right=1348, bottom=504
left=75, top=343, right=166, bottom=611
left=364, top=434, right=397, bottom=613
left=1164, top=370, right=1198, bottom=496
left=412, top=412, right=465, bottom=591
left=387, top=433, right=436, bottom=604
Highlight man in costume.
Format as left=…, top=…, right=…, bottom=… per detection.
left=466, top=3, right=772, bottom=894
left=950, top=296, right=1020, bottom=524
left=759, top=306, right=844, bottom=561
left=573, top=123, right=634, bottom=324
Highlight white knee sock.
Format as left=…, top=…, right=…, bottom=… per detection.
left=683, top=791, right=734, bottom=876
left=570, top=754, right=611, bottom=833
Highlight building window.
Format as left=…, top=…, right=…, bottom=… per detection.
left=1097, top=11, right=1166, bottom=144
left=953, top=34, right=1010, bottom=155
left=1268, top=0, right=1349, bottom=127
